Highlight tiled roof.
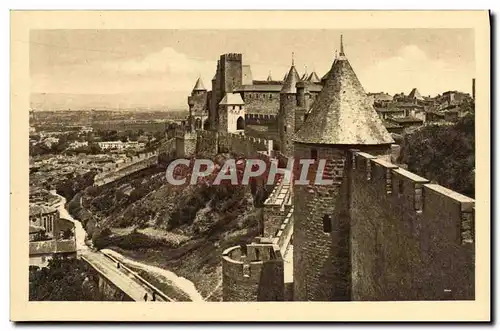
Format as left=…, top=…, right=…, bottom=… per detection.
left=294, top=48, right=394, bottom=145
left=369, top=92, right=393, bottom=101
left=383, top=120, right=402, bottom=129
left=321, top=68, right=331, bottom=82
left=29, top=203, right=57, bottom=217
left=390, top=116, right=423, bottom=124
left=375, top=108, right=405, bottom=113
left=307, top=84, right=323, bottom=93
left=192, top=77, right=206, bottom=91
left=29, top=224, right=45, bottom=234
left=307, top=71, right=321, bottom=83
left=408, top=88, right=424, bottom=100
left=219, top=93, right=245, bottom=105
left=281, top=65, right=301, bottom=94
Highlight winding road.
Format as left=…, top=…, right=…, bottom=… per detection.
left=51, top=192, right=180, bottom=302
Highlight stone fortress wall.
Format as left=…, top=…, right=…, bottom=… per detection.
left=222, top=243, right=285, bottom=302
left=88, top=122, right=474, bottom=302
left=349, top=150, right=475, bottom=300
left=93, top=151, right=159, bottom=187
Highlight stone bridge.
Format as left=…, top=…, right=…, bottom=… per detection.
left=81, top=250, right=175, bottom=302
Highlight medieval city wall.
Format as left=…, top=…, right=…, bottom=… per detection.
left=196, top=130, right=219, bottom=157
left=158, top=137, right=177, bottom=159
left=243, top=92, right=280, bottom=115
left=348, top=151, right=475, bottom=301
left=222, top=243, right=285, bottom=302
left=93, top=151, right=159, bottom=187
left=175, top=130, right=197, bottom=158
left=262, top=176, right=292, bottom=239
left=216, top=132, right=273, bottom=157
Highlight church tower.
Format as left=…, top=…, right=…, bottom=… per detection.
left=278, top=54, right=300, bottom=156
left=292, top=36, right=394, bottom=301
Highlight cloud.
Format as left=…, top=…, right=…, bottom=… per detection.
left=359, top=45, right=473, bottom=97
left=101, top=47, right=216, bottom=92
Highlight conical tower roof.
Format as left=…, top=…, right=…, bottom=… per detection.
left=281, top=63, right=301, bottom=94
left=294, top=36, right=394, bottom=145
left=307, top=71, right=321, bottom=83
left=301, top=65, right=308, bottom=81
left=266, top=71, right=273, bottom=81
left=408, top=88, right=423, bottom=100
left=193, top=77, right=206, bottom=91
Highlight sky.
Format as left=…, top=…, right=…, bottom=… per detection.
left=30, top=29, right=475, bottom=110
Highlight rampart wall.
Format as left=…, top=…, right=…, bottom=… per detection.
left=348, top=151, right=475, bottom=300
left=262, top=176, right=292, bottom=240
left=194, top=129, right=273, bottom=158
left=218, top=132, right=273, bottom=157
left=196, top=130, right=218, bottom=157
left=175, top=129, right=197, bottom=158
left=93, top=151, right=159, bottom=187
left=222, top=243, right=284, bottom=301
left=243, top=92, right=280, bottom=115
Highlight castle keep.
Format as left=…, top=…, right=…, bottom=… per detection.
left=176, top=36, right=475, bottom=302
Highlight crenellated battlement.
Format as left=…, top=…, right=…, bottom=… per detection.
left=218, top=131, right=273, bottom=156
left=351, top=150, right=475, bottom=241
left=221, top=53, right=243, bottom=62
left=222, top=242, right=284, bottom=301
left=348, top=150, right=475, bottom=300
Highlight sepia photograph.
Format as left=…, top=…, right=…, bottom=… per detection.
left=10, top=10, right=490, bottom=322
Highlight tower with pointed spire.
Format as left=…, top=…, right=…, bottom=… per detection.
left=188, top=76, right=209, bottom=130
left=292, top=35, right=394, bottom=301
left=301, top=65, right=308, bottom=81
left=267, top=70, right=273, bottom=82
left=278, top=54, right=301, bottom=156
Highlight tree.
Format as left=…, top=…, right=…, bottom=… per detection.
left=399, top=114, right=475, bottom=198
left=29, top=256, right=102, bottom=301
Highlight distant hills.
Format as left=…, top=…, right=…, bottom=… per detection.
left=30, top=91, right=190, bottom=111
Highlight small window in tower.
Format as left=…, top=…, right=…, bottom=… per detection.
left=269, top=94, right=272, bottom=100
left=255, top=248, right=260, bottom=261
left=311, top=149, right=318, bottom=160
left=284, top=125, right=287, bottom=132
left=323, top=215, right=332, bottom=233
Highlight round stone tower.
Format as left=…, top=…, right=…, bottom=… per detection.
left=222, top=243, right=285, bottom=302
left=292, top=36, right=394, bottom=301
left=278, top=55, right=301, bottom=157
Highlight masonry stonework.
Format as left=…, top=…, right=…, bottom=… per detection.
left=222, top=243, right=285, bottom=302
left=349, top=151, right=475, bottom=300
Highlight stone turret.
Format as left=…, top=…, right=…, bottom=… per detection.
left=292, top=35, right=394, bottom=301
left=188, top=77, right=209, bottom=130
left=278, top=54, right=301, bottom=156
